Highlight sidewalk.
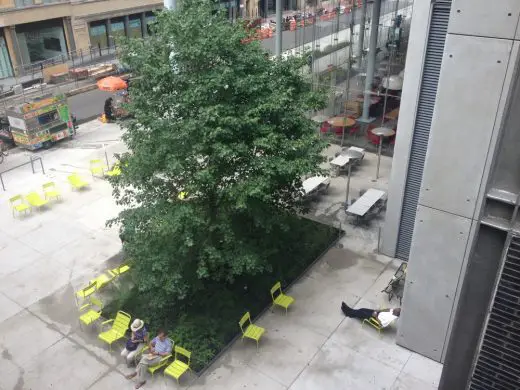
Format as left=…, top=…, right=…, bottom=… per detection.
left=0, top=120, right=442, bottom=389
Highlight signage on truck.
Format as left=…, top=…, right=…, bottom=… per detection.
left=21, top=94, right=65, bottom=113
left=7, top=116, right=26, bottom=131
left=23, top=104, right=60, bottom=119
left=12, top=130, right=51, bottom=145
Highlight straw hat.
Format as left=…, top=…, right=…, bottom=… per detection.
left=130, top=319, right=144, bottom=332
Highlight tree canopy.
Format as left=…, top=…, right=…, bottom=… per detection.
left=111, top=0, right=327, bottom=311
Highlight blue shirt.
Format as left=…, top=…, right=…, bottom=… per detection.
left=152, top=336, right=172, bottom=355
left=126, top=326, right=147, bottom=351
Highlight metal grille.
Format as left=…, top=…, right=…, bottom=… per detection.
left=470, top=235, right=520, bottom=390
left=395, top=0, right=451, bottom=260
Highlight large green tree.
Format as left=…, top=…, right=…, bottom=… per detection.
left=111, top=0, right=327, bottom=311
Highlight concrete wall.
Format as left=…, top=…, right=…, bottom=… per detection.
left=396, top=1, right=520, bottom=362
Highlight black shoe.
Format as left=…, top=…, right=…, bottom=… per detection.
left=341, top=301, right=349, bottom=316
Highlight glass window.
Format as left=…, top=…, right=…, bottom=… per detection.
left=111, top=18, right=126, bottom=41
left=128, top=17, right=142, bottom=38
left=89, top=22, right=108, bottom=49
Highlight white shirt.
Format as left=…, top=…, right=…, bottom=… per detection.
left=377, top=310, right=398, bottom=328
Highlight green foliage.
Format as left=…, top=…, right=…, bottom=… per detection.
left=105, top=216, right=340, bottom=371
left=109, top=0, right=328, bottom=312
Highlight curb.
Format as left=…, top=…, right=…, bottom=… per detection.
left=65, top=84, right=98, bottom=97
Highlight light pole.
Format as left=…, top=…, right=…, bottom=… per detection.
left=275, top=0, right=282, bottom=57
left=370, top=127, right=395, bottom=180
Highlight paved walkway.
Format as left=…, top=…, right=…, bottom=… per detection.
left=0, top=120, right=441, bottom=389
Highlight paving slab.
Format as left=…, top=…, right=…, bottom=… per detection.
left=286, top=274, right=360, bottom=337
left=0, top=310, right=63, bottom=381
left=401, top=353, right=443, bottom=388
left=228, top=311, right=328, bottom=387
left=307, top=247, right=389, bottom=298
left=329, top=316, right=412, bottom=372
left=3, top=338, right=110, bottom=390
left=16, top=216, right=90, bottom=255
left=288, top=338, right=400, bottom=390
left=0, top=237, right=43, bottom=279
left=0, top=293, right=23, bottom=324
left=390, top=372, right=438, bottom=390
left=88, top=371, right=129, bottom=389
left=190, top=354, right=287, bottom=390
left=0, top=255, right=71, bottom=308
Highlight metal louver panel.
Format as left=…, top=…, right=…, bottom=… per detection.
left=395, top=0, right=451, bottom=260
left=470, top=235, right=520, bottom=390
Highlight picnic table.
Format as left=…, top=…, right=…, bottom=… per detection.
left=330, top=147, right=365, bottom=177
left=346, top=188, right=386, bottom=217
left=302, top=176, right=330, bottom=195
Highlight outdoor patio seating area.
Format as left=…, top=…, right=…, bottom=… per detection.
left=0, top=120, right=441, bottom=389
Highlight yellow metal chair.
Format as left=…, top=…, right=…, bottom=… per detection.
left=143, top=338, right=174, bottom=376
left=68, top=173, right=89, bottom=190
left=90, top=159, right=107, bottom=178
left=362, top=317, right=383, bottom=335
left=106, top=163, right=121, bottom=177
left=90, top=270, right=117, bottom=290
left=76, top=281, right=97, bottom=300
left=25, top=191, right=49, bottom=210
left=270, top=282, right=295, bottom=314
left=164, top=346, right=191, bottom=384
left=98, top=310, right=131, bottom=351
left=239, top=312, right=265, bottom=349
left=79, top=296, right=103, bottom=327
left=9, top=195, right=31, bottom=217
left=111, top=263, right=130, bottom=276
left=42, top=182, right=61, bottom=201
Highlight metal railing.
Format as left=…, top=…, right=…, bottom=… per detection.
left=0, top=155, right=45, bottom=191
left=15, top=43, right=120, bottom=78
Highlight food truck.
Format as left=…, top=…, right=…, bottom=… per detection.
left=6, top=94, right=74, bottom=151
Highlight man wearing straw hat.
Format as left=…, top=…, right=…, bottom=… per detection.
left=121, top=319, right=148, bottom=366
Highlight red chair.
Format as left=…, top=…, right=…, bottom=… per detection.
left=320, top=122, right=331, bottom=134
left=347, top=116, right=360, bottom=136
left=333, top=126, right=344, bottom=136
left=367, top=126, right=380, bottom=146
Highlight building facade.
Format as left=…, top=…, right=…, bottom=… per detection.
left=381, top=0, right=520, bottom=389
left=0, top=0, right=163, bottom=77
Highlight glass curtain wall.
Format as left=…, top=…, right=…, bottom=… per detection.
left=299, top=0, right=414, bottom=154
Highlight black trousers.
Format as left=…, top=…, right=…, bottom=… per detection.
left=342, top=305, right=374, bottom=320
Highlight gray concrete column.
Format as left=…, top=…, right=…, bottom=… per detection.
left=124, top=15, right=130, bottom=38
left=63, top=17, right=76, bottom=53
left=275, top=0, right=282, bottom=57
left=106, top=19, right=113, bottom=48
left=141, top=13, right=148, bottom=37
left=361, top=0, right=381, bottom=121
left=357, top=0, right=367, bottom=67
left=4, top=26, right=22, bottom=74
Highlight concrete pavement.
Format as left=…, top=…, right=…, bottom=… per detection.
left=0, top=120, right=441, bottom=389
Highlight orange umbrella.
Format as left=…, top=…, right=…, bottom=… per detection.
left=97, top=76, right=127, bottom=92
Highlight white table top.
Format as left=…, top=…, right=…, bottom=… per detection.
left=302, top=176, right=330, bottom=194
left=330, top=155, right=350, bottom=167
left=347, top=189, right=386, bottom=216
left=348, top=146, right=365, bottom=155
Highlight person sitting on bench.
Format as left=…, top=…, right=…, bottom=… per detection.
left=341, top=302, right=401, bottom=328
